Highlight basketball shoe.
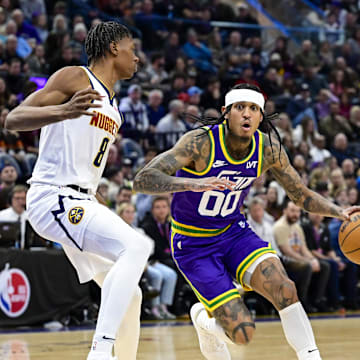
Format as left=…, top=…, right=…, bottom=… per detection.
left=190, top=303, right=231, bottom=360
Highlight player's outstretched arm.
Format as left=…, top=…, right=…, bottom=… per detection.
left=5, top=66, right=103, bottom=131
left=133, top=130, right=235, bottom=195
left=263, top=135, right=360, bottom=220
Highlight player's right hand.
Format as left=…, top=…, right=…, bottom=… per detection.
left=63, top=86, right=103, bottom=118
left=187, top=177, right=236, bottom=192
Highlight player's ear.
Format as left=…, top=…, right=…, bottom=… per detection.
left=110, top=41, right=118, bottom=56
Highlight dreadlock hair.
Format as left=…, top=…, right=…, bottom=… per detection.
left=85, top=21, right=131, bottom=66
left=186, top=83, right=282, bottom=163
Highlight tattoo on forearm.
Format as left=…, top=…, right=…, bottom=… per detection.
left=133, top=130, right=210, bottom=194
left=263, top=134, right=343, bottom=218
left=213, top=298, right=255, bottom=343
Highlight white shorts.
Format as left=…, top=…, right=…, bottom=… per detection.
left=27, top=183, right=150, bottom=283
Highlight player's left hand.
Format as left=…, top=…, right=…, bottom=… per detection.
left=340, top=206, right=360, bottom=221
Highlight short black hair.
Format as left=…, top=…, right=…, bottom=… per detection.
left=85, top=21, right=131, bottom=65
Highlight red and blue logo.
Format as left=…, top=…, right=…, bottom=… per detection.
left=0, top=264, right=31, bottom=318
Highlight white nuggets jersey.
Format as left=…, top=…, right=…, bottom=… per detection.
left=30, top=66, right=123, bottom=193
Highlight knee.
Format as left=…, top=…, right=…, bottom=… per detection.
left=129, top=235, right=152, bottom=259
left=227, top=320, right=256, bottom=345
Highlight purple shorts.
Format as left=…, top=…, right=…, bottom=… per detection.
left=171, top=220, right=276, bottom=312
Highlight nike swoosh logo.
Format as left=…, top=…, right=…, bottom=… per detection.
left=308, top=349, right=318, bottom=353
left=102, top=336, right=115, bottom=341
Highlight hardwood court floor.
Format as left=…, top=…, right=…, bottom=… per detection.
left=0, top=317, right=359, bottom=359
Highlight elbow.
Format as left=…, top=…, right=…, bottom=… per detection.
left=4, top=113, right=18, bottom=130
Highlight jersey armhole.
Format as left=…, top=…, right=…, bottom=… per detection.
left=182, top=127, right=215, bottom=176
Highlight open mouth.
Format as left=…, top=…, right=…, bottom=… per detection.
left=242, top=123, right=251, bottom=131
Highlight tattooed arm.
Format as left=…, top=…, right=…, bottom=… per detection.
left=133, top=129, right=235, bottom=195
left=262, top=134, right=359, bottom=220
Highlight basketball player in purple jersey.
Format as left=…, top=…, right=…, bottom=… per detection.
left=134, top=84, right=360, bottom=360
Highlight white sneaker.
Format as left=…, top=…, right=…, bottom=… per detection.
left=190, top=303, right=231, bottom=360
left=87, top=351, right=117, bottom=360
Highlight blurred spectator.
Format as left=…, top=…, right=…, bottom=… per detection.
left=235, top=3, right=260, bottom=40
left=265, top=186, right=282, bottom=221
left=315, top=88, right=338, bottom=120
left=286, top=83, right=315, bottom=127
left=200, top=77, right=221, bottom=110
left=5, top=57, right=26, bottom=95
left=209, top=0, right=236, bottom=22
left=164, top=32, right=183, bottom=72
left=341, top=158, right=357, bottom=188
left=115, top=185, right=133, bottom=211
left=319, top=103, right=352, bottom=145
left=144, top=52, right=168, bottom=86
left=224, top=31, right=246, bottom=59
left=0, top=164, right=18, bottom=210
left=119, top=84, right=149, bottom=140
left=187, top=86, right=202, bottom=106
left=48, top=44, right=79, bottom=75
left=294, top=40, right=321, bottom=74
left=330, top=133, right=354, bottom=165
left=183, top=105, right=200, bottom=130
left=301, top=213, right=345, bottom=310
left=26, top=43, right=47, bottom=74
left=20, top=0, right=46, bottom=21
left=292, top=116, right=318, bottom=148
left=11, top=8, right=41, bottom=44
left=329, top=167, right=347, bottom=198
left=349, top=105, right=360, bottom=140
left=0, top=184, right=27, bottom=248
left=273, top=200, right=330, bottom=312
left=309, top=134, right=331, bottom=164
left=182, top=28, right=216, bottom=74
left=69, top=22, right=87, bottom=65
left=104, top=166, right=124, bottom=206
left=261, top=67, right=283, bottom=97
left=32, top=13, right=48, bottom=43
left=146, top=89, right=165, bottom=132
left=156, top=99, right=186, bottom=149
left=97, top=177, right=111, bottom=207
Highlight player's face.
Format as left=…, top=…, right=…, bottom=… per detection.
left=115, top=37, right=139, bottom=79
left=226, top=101, right=263, bottom=140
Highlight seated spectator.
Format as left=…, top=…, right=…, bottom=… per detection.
left=265, top=186, right=282, bottom=221
left=2, top=22, right=32, bottom=61
left=182, top=28, right=216, bottom=74
left=97, top=177, right=111, bottom=208
left=115, top=185, right=133, bottom=212
left=329, top=167, right=347, bottom=198
left=309, top=134, right=331, bottom=165
left=183, top=105, right=201, bottom=130
left=26, top=44, right=48, bottom=75
left=292, top=116, right=318, bottom=148
left=187, top=86, right=202, bottom=106
left=341, top=158, right=357, bottom=188
left=315, top=88, right=339, bottom=120
left=0, top=184, right=27, bottom=248
left=146, top=89, right=166, bottom=132
left=0, top=164, right=18, bottom=210
left=285, top=83, right=316, bottom=128
left=330, top=133, right=355, bottom=166
left=48, top=44, right=80, bottom=75
left=103, top=166, right=124, bottom=206
left=119, top=84, right=149, bottom=141
left=301, top=214, right=345, bottom=310
left=11, top=8, right=41, bottom=44
left=155, top=99, right=186, bottom=150
left=319, top=104, right=353, bottom=147
left=273, top=200, right=330, bottom=312
left=4, top=57, right=26, bottom=96
left=200, top=77, right=221, bottom=111
left=348, top=186, right=359, bottom=206
left=144, top=52, right=169, bottom=86
left=329, top=213, right=359, bottom=310
left=294, top=40, right=321, bottom=75
left=224, top=31, right=247, bottom=59
left=261, top=67, right=283, bottom=97
left=349, top=105, right=360, bottom=141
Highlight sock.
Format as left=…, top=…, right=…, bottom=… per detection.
left=90, top=334, right=115, bottom=354
left=196, top=305, right=235, bottom=345
left=279, top=302, right=322, bottom=360
left=93, top=274, right=142, bottom=360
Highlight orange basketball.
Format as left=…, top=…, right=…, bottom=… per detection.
left=338, top=212, right=360, bottom=264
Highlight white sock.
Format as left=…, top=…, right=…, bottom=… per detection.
left=90, top=237, right=150, bottom=355
left=91, top=334, right=115, bottom=354
left=279, top=302, right=321, bottom=360
left=196, top=305, right=235, bottom=345
left=94, top=272, right=142, bottom=359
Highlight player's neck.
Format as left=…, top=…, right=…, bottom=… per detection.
left=224, top=127, right=252, bottom=160
left=88, top=63, right=116, bottom=95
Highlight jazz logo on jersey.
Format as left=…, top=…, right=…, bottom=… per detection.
left=0, top=263, right=31, bottom=318
left=68, top=207, right=85, bottom=225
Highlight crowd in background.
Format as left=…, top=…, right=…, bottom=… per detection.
left=0, top=0, right=360, bottom=319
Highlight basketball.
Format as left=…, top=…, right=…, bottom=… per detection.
left=338, top=212, right=360, bottom=264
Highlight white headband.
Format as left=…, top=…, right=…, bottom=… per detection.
left=225, top=89, right=265, bottom=110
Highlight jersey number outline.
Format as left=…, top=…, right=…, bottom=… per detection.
left=198, top=190, right=242, bottom=217
left=93, top=137, right=110, bottom=168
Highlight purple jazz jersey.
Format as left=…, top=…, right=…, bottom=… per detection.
left=171, top=124, right=264, bottom=233
left=170, top=124, right=276, bottom=312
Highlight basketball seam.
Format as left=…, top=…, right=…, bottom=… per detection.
left=340, top=222, right=360, bottom=247
left=344, top=247, right=360, bottom=254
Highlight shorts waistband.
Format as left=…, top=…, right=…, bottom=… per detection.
left=171, top=218, right=232, bottom=237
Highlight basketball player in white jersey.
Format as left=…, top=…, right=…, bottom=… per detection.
left=5, top=22, right=152, bottom=360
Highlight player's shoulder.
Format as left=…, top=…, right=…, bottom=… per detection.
left=47, top=66, right=89, bottom=92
